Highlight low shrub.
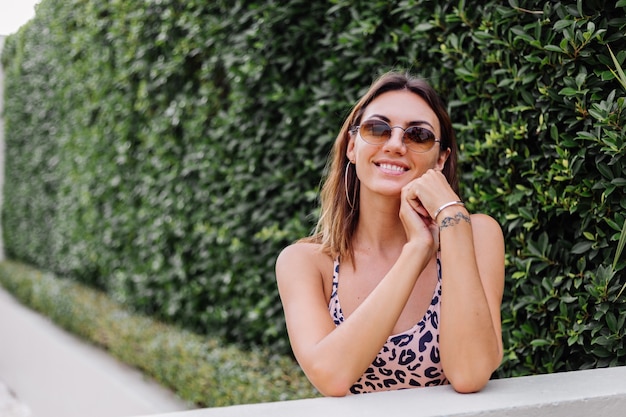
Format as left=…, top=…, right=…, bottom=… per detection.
left=0, top=260, right=318, bottom=407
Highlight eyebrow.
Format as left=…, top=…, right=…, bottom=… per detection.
left=368, top=114, right=436, bottom=130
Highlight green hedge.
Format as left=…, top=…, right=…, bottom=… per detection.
left=0, top=261, right=318, bottom=406
left=2, top=0, right=625, bottom=378
left=443, top=0, right=626, bottom=375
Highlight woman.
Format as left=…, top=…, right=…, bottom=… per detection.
left=275, top=71, right=504, bottom=396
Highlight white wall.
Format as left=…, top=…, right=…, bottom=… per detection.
left=140, top=366, right=626, bottom=417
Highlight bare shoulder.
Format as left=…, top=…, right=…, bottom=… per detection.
left=275, top=241, right=335, bottom=312
left=277, top=241, right=324, bottom=261
left=470, top=213, right=503, bottom=241
left=275, top=242, right=332, bottom=283
left=276, top=241, right=327, bottom=268
left=470, top=213, right=505, bottom=289
left=469, top=212, right=500, bottom=228
left=470, top=213, right=505, bottom=269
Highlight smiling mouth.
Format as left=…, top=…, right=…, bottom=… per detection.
left=377, top=163, right=408, bottom=173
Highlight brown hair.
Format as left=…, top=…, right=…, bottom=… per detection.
left=302, top=71, right=459, bottom=263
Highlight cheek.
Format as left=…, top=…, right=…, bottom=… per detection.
left=350, top=141, right=372, bottom=162
left=410, top=156, right=441, bottom=179
left=411, top=168, right=428, bottom=181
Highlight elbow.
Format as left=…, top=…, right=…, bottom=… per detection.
left=318, top=384, right=351, bottom=397
left=306, top=363, right=355, bottom=397
left=446, top=364, right=494, bottom=393
left=443, top=340, right=503, bottom=394
left=448, top=374, right=490, bottom=394
left=313, top=375, right=354, bottom=397
left=450, top=369, right=501, bottom=394
left=445, top=353, right=502, bottom=394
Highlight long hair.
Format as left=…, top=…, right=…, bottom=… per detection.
left=302, top=71, right=459, bottom=263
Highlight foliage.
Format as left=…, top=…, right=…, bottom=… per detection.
left=435, top=0, right=626, bottom=376
left=2, top=0, right=625, bottom=378
left=0, top=261, right=318, bottom=406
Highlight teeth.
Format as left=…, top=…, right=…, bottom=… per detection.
left=379, top=163, right=406, bottom=172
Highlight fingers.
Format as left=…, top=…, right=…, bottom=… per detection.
left=399, top=188, right=438, bottom=254
left=406, top=169, right=459, bottom=217
left=406, top=193, right=430, bottom=219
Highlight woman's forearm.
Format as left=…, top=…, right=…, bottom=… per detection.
left=437, top=211, right=504, bottom=392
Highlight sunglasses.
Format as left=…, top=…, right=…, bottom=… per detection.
left=351, top=119, right=441, bottom=153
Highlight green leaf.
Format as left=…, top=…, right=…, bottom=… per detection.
left=607, top=45, right=626, bottom=92
left=530, top=339, right=552, bottom=347
left=553, top=20, right=574, bottom=31
left=571, top=241, right=593, bottom=254
left=605, top=312, right=617, bottom=333
left=544, top=44, right=564, bottom=53
left=559, top=87, right=579, bottom=96
left=614, top=218, right=626, bottom=271
left=561, top=295, right=578, bottom=303
left=597, top=163, right=614, bottom=180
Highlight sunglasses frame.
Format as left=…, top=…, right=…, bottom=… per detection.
left=351, top=119, right=441, bottom=153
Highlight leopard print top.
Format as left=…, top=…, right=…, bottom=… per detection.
left=328, top=257, right=448, bottom=394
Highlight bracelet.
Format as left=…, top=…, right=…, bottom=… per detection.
left=433, top=200, right=465, bottom=222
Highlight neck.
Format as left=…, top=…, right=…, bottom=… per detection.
left=353, top=192, right=406, bottom=257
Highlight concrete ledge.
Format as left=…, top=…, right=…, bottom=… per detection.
left=138, top=366, right=626, bottom=417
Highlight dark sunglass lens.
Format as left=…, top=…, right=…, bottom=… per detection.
left=362, top=121, right=390, bottom=142
left=406, top=126, right=434, bottom=143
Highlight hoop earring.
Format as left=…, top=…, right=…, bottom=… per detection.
left=344, top=161, right=357, bottom=210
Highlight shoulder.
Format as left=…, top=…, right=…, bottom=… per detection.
left=469, top=213, right=505, bottom=268
left=275, top=242, right=335, bottom=304
left=469, top=212, right=499, bottom=227
left=470, top=213, right=503, bottom=241
left=469, top=213, right=505, bottom=284
left=276, top=241, right=328, bottom=266
left=275, top=242, right=333, bottom=282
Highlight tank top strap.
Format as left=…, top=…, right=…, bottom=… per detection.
left=329, top=257, right=343, bottom=326
left=436, top=250, right=442, bottom=281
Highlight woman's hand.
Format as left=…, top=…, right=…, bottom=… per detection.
left=409, top=169, right=461, bottom=218
left=400, top=169, right=462, bottom=253
left=399, top=176, right=435, bottom=254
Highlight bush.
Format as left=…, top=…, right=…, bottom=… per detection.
left=433, top=0, right=626, bottom=376
left=0, top=260, right=318, bottom=406
left=2, top=0, right=625, bottom=377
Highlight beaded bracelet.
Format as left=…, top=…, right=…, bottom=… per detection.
left=433, top=200, right=465, bottom=222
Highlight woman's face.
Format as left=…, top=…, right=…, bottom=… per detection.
left=346, top=89, right=450, bottom=198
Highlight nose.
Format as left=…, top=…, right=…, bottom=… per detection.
left=383, top=126, right=407, bottom=153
